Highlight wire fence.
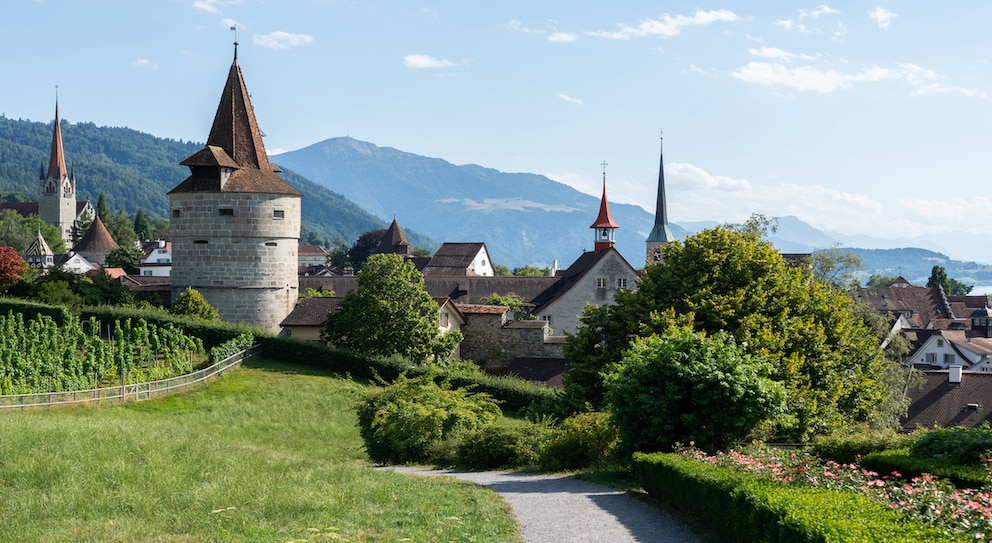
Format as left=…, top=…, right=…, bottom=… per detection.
left=0, top=345, right=261, bottom=411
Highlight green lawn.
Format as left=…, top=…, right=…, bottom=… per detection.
left=0, top=359, right=520, bottom=542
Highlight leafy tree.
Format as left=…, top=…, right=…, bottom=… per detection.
left=170, top=287, right=220, bottom=321
left=866, top=274, right=899, bottom=288
left=493, top=264, right=511, bottom=277
left=303, top=287, right=335, bottom=298
left=564, top=220, right=891, bottom=441
left=0, top=246, right=27, bottom=285
left=72, top=208, right=94, bottom=245
left=96, top=192, right=110, bottom=223
left=0, top=210, right=65, bottom=254
left=132, top=208, right=153, bottom=241
left=926, top=265, right=972, bottom=295
left=346, top=229, right=385, bottom=267
left=104, top=209, right=138, bottom=248
left=35, top=279, right=82, bottom=309
left=604, top=327, right=785, bottom=453
left=412, top=247, right=432, bottom=257
left=513, top=265, right=551, bottom=277
left=104, top=245, right=144, bottom=274
left=812, top=246, right=863, bottom=288
left=480, top=292, right=534, bottom=320
left=321, top=253, right=456, bottom=362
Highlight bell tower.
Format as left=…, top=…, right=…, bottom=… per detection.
left=38, top=98, right=77, bottom=246
left=646, top=134, right=674, bottom=264
left=590, top=161, right=619, bottom=255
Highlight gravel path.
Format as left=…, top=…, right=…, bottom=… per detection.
left=388, top=467, right=701, bottom=543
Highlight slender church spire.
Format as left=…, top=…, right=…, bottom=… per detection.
left=590, top=161, right=619, bottom=255
left=646, top=134, right=674, bottom=263
left=48, top=99, right=68, bottom=180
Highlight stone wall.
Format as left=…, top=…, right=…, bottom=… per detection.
left=459, top=312, right=564, bottom=369
left=170, top=191, right=300, bottom=332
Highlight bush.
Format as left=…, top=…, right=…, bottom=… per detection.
left=0, top=296, right=73, bottom=325
left=454, top=422, right=550, bottom=469
left=355, top=373, right=501, bottom=464
left=862, top=448, right=989, bottom=489
left=911, top=426, right=992, bottom=464
left=633, top=452, right=968, bottom=543
left=209, top=333, right=255, bottom=364
left=810, top=426, right=916, bottom=464
left=539, top=412, right=619, bottom=471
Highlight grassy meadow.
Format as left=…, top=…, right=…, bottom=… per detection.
left=0, top=359, right=520, bottom=543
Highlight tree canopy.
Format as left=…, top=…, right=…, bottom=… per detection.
left=170, top=287, right=220, bottom=321
left=0, top=246, right=28, bottom=286
left=604, top=327, right=785, bottom=453
left=104, top=245, right=144, bottom=275
left=564, top=220, right=893, bottom=441
left=927, top=264, right=972, bottom=295
left=321, top=253, right=458, bottom=362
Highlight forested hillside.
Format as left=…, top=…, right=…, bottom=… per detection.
left=0, top=115, right=435, bottom=249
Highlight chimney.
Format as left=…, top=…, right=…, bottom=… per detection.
left=949, top=364, right=963, bottom=385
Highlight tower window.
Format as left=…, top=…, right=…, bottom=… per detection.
left=265, top=242, right=277, bottom=247
left=219, top=208, right=234, bottom=217
left=193, top=240, right=208, bottom=244
left=172, top=209, right=181, bottom=218
left=273, top=210, right=285, bottom=219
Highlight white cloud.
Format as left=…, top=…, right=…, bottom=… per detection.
left=668, top=163, right=750, bottom=191
left=253, top=31, right=313, bottom=50
left=558, top=93, right=583, bottom=105
left=868, top=7, right=897, bottom=29
left=403, top=54, right=456, bottom=69
left=193, top=0, right=240, bottom=15
left=132, top=58, right=159, bottom=70
left=589, top=9, right=739, bottom=40
left=441, top=197, right=580, bottom=213
left=732, top=62, right=901, bottom=92
left=800, top=5, right=840, bottom=19
left=548, top=32, right=579, bottom=43
left=506, top=19, right=545, bottom=35
left=747, top=46, right=795, bottom=61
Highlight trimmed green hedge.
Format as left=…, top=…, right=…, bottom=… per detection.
left=633, top=452, right=967, bottom=543
left=0, top=297, right=73, bottom=325
left=81, top=305, right=254, bottom=348
left=862, top=448, right=989, bottom=489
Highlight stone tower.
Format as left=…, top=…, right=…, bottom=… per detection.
left=590, top=166, right=619, bottom=255
left=38, top=101, right=77, bottom=246
left=646, top=135, right=674, bottom=264
left=168, top=47, right=301, bottom=332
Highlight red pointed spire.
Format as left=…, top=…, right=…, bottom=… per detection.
left=589, top=172, right=619, bottom=229
left=590, top=165, right=619, bottom=255
left=47, top=101, right=68, bottom=180
left=206, top=52, right=274, bottom=172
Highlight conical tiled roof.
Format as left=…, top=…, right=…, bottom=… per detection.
left=589, top=175, right=619, bottom=229
left=74, top=216, right=120, bottom=253
left=47, top=102, right=68, bottom=180
left=373, top=218, right=412, bottom=255
left=170, top=50, right=301, bottom=196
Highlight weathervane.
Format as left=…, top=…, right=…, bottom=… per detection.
left=601, top=160, right=608, bottom=175
left=230, top=24, right=239, bottom=57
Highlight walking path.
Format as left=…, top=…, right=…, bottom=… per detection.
left=389, top=467, right=701, bottom=543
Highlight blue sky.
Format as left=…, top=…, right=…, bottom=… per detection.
left=4, top=1, right=992, bottom=262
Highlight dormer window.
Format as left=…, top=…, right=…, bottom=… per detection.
left=220, top=167, right=234, bottom=186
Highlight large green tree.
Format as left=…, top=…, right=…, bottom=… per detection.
left=926, top=264, right=972, bottom=295
left=321, top=253, right=458, bottom=362
left=104, top=245, right=144, bottom=275
left=564, top=220, right=891, bottom=441
left=604, top=327, right=785, bottom=453
left=170, top=287, right=220, bottom=321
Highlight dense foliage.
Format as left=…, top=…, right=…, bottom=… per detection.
left=322, top=253, right=459, bottom=362
left=0, top=209, right=65, bottom=254
left=169, top=287, right=220, bottom=321
left=911, top=426, right=992, bottom=464
left=926, top=264, right=973, bottom=295
left=0, top=246, right=28, bottom=285
left=565, top=220, right=892, bottom=441
left=0, top=312, right=203, bottom=394
left=604, top=328, right=785, bottom=452
left=355, top=373, right=501, bottom=464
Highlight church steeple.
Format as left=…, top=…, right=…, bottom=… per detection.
left=47, top=100, right=68, bottom=180
left=590, top=162, right=619, bottom=255
left=646, top=134, right=674, bottom=263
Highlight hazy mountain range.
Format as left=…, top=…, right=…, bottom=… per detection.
left=1, top=117, right=988, bottom=288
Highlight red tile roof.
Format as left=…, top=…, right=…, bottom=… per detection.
left=74, top=216, right=120, bottom=253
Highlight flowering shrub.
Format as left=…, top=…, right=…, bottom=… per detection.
left=676, top=443, right=992, bottom=540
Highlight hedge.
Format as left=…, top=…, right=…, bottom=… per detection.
left=633, top=452, right=967, bottom=543
left=862, top=448, right=989, bottom=489
left=0, top=297, right=73, bottom=325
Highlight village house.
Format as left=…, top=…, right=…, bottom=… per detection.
left=136, top=240, right=172, bottom=277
